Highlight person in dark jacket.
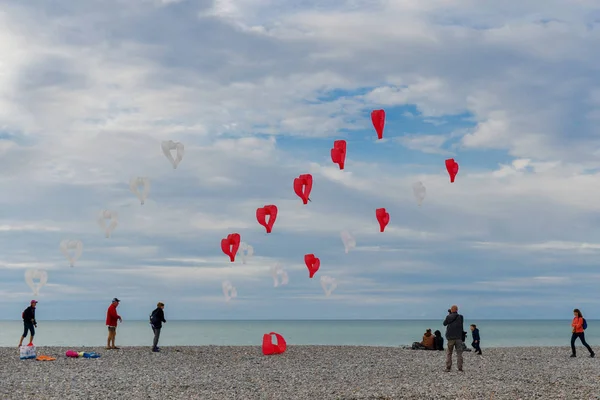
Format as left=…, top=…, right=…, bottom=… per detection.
left=470, top=324, right=482, bottom=355
left=443, top=305, right=465, bottom=372
left=434, top=330, right=444, bottom=351
left=18, top=300, right=38, bottom=347
left=150, top=302, right=166, bottom=352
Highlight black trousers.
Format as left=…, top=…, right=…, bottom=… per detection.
left=472, top=340, right=481, bottom=353
left=571, top=332, right=593, bottom=355
left=152, top=327, right=162, bottom=349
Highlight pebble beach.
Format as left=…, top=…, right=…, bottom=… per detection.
left=1, top=346, right=599, bottom=399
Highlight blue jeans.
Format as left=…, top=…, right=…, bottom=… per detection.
left=22, top=322, right=35, bottom=338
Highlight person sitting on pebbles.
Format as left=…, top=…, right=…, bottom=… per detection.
left=434, top=330, right=444, bottom=350
left=412, top=328, right=435, bottom=350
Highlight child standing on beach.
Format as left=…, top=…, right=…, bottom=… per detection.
left=470, top=324, right=482, bottom=355
left=18, top=300, right=38, bottom=347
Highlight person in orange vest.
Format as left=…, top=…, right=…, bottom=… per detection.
left=105, top=298, right=122, bottom=350
left=571, top=308, right=594, bottom=358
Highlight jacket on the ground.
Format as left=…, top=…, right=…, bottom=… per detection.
left=472, top=328, right=480, bottom=341
left=421, top=332, right=434, bottom=349
left=443, top=312, right=464, bottom=340
left=150, top=308, right=166, bottom=329
left=22, top=306, right=36, bottom=325
left=434, top=331, right=444, bottom=350
left=572, top=317, right=584, bottom=333
left=106, top=304, right=121, bottom=326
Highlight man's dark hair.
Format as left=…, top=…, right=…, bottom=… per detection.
left=470, top=324, right=476, bottom=328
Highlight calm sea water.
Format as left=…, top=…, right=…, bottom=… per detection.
left=0, top=320, right=593, bottom=348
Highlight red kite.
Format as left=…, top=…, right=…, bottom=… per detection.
left=330, top=140, right=347, bottom=170
left=445, top=159, right=459, bottom=183
left=371, top=109, right=385, bottom=139
left=221, top=233, right=241, bottom=262
left=293, top=174, right=313, bottom=204
left=304, top=254, right=320, bottom=278
left=376, top=208, right=390, bottom=232
left=256, top=205, right=278, bottom=233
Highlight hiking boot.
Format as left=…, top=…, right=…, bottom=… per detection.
left=570, top=354, right=576, bottom=358
left=152, top=347, right=160, bottom=352
left=590, top=353, right=595, bottom=358
left=458, top=368, right=463, bottom=372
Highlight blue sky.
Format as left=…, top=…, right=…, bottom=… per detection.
left=1, top=0, right=600, bottom=320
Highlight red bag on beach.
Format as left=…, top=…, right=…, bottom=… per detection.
left=262, top=332, right=287, bottom=355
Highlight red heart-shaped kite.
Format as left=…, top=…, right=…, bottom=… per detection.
left=330, top=140, right=347, bottom=170
left=304, top=254, right=320, bottom=278
left=445, top=158, right=459, bottom=183
left=376, top=208, right=390, bottom=232
left=371, top=109, right=386, bottom=140
left=262, top=332, right=287, bottom=356
left=256, top=205, right=278, bottom=233
left=293, top=174, right=313, bottom=204
left=221, top=233, right=241, bottom=262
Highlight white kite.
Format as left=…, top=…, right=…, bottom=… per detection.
left=320, top=275, right=337, bottom=297
left=270, top=263, right=289, bottom=288
left=161, top=140, right=185, bottom=169
left=97, top=210, right=118, bottom=238
left=239, top=242, right=254, bottom=264
left=340, top=231, right=356, bottom=254
left=130, top=177, right=150, bottom=205
left=59, top=239, right=83, bottom=267
left=25, top=269, right=48, bottom=296
left=222, top=280, right=237, bottom=302
left=412, top=181, right=426, bottom=206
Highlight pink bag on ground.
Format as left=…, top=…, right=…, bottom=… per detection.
left=65, top=350, right=79, bottom=358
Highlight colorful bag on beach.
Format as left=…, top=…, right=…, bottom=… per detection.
left=262, top=332, right=287, bottom=355
left=65, top=350, right=79, bottom=358
left=20, top=345, right=36, bottom=360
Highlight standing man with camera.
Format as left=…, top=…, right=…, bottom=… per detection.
left=443, top=305, right=465, bottom=372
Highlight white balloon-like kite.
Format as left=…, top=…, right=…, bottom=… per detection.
left=222, top=280, right=237, bottom=302
left=59, top=239, right=83, bottom=267
left=25, top=269, right=48, bottom=296
left=320, top=275, right=337, bottom=297
left=130, top=177, right=150, bottom=205
left=270, top=263, right=289, bottom=288
left=98, top=210, right=118, bottom=238
left=412, top=181, right=426, bottom=206
left=340, top=231, right=356, bottom=254
left=161, top=140, right=185, bottom=169
left=239, top=242, right=254, bottom=264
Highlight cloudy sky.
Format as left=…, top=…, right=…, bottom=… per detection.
left=1, top=0, right=599, bottom=320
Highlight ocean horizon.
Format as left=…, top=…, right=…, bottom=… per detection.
left=2, top=319, right=594, bottom=348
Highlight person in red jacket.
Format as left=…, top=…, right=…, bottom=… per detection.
left=106, top=298, right=122, bottom=350
left=571, top=308, right=594, bottom=358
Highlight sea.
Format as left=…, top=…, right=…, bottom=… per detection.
left=0, top=320, right=592, bottom=348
